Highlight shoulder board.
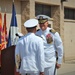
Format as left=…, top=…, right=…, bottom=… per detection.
left=37, top=29, right=40, bottom=31
left=35, top=34, right=44, bottom=40
left=49, top=29, right=56, bottom=34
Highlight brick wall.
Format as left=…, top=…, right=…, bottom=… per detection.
left=21, top=0, right=30, bottom=34
left=51, top=6, right=60, bottom=34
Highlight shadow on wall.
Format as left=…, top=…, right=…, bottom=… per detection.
left=0, top=0, right=21, bottom=14
left=65, top=60, right=75, bottom=64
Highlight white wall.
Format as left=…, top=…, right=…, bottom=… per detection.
left=64, top=20, right=75, bottom=60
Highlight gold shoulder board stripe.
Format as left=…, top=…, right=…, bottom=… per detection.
left=50, top=29, right=56, bottom=34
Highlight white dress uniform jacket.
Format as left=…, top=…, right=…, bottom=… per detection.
left=36, top=27, right=63, bottom=68
left=15, top=33, right=45, bottom=74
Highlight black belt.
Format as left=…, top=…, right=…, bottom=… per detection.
left=26, top=73, right=30, bottom=75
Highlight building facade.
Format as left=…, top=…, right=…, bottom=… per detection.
left=0, top=0, right=75, bottom=61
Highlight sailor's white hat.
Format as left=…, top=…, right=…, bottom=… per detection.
left=24, top=19, right=38, bottom=28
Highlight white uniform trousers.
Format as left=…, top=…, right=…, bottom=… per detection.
left=44, top=62, right=57, bottom=75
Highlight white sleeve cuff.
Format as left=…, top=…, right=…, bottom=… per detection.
left=57, top=57, right=63, bottom=64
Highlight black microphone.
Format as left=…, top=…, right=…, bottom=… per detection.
left=15, top=33, right=21, bottom=38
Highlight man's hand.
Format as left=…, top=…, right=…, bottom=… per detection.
left=56, top=63, right=61, bottom=69
left=40, top=72, right=44, bottom=75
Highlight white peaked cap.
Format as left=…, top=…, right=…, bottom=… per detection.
left=36, top=14, right=50, bottom=20
left=24, top=19, right=38, bottom=28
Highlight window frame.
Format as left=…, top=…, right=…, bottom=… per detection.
left=35, top=3, right=51, bottom=17
left=64, top=7, right=75, bottom=20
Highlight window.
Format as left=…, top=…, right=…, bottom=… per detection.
left=64, top=8, right=75, bottom=20
left=35, top=3, right=51, bottom=17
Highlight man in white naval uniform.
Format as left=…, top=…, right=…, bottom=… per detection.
left=36, top=15, right=63, bottom=75
left=15, top=19, right=45, bottom=75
